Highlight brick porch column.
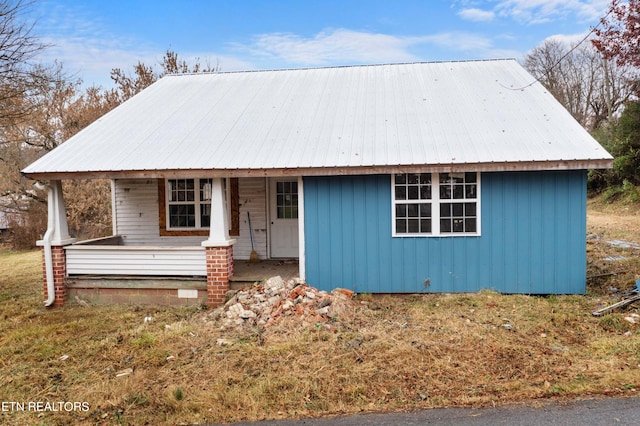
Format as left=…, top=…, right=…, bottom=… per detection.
left=202, top=178, right=236, bottom=307
left=205, top=244, right=234, bottom=306
left=41, top=246, right=68, bottom=307
left=36, top=180, right=76, bottom=308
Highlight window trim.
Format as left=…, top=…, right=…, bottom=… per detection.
left=391, top=172, right=481, bottom=237
left=157, top=178, right=240, bottom=237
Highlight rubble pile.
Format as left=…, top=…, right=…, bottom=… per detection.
left=215, top=276, right=358, bottom=331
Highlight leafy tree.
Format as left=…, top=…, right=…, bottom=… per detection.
left=611, top=101, right=640, bottom=185
left=588, top=100, right=640, bottom=197
left=592, top=0, right=640, bottom=69
left=589, top=1, right=640, bottom=197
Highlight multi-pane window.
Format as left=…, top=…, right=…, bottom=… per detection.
left=393, top=172, right=479, bottom=236
left=276, top=181, right=298, bottom=219
left=167, top=178, right=212, bottom=229
left=394, top=173, right=432, bottom=234
left=439, top=172, right=477, bottom=233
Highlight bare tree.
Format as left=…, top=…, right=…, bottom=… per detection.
left=110, top=62, right=156, bottom=103
left=589, top=56, right=635, bottom=127
left=524, top=39, right=635, bottom=130
left=110, top=49, right=219, bottom=103
left=0, top=0, right=46, bottom=124
left=0, top=3, right=69, bottom=207
left=162, top=49, right=219, bottom=74
left=1, top=44, right=221, bottom=246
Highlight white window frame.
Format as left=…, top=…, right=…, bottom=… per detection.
left=391, top=172, right=481, bottom=237
left=165, top=178, right=213, bottom=230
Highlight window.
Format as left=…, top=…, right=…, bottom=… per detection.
left=276, top=181, right=298, bottom=219
left=393, top=173, right=432, bottom=234
left=166, top=178, right=212, bottom=229
left=159, top=178, right=238, bottom=237
left=392, top=172, right=479, bottom=236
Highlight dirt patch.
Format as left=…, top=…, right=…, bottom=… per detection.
left=588, top=210, right=640, bottom=242
left=587, top=198, right=640, bottom=295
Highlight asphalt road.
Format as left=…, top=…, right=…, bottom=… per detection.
left=221, top=397, right=640, bottom=425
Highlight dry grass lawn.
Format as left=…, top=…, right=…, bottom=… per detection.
left=1, top=197, right=640, bottom=425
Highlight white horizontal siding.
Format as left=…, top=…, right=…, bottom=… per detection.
left=65, top=246, right=206, bottom=276
left=234, top=178, right=268, bottom=260
left=112, top=177, right=270, bottom=259
left=113, top=179, right=161, bottom=245
left=113, top=179, right=204, bottom=246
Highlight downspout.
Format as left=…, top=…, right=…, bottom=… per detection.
left=37, top=182, right=56, bottom=307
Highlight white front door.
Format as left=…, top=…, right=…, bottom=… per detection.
left=270, top=179, right=299, bottom=258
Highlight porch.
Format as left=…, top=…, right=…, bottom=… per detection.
left=65, top=235, right=298, bottom=275
left=64, top=239, right=300, bottom=305
left=37, top=175, right=304, bottom=307
left=232, top=258, right=299, bottom=288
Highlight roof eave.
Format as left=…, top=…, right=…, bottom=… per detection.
left=22, top=159, right=614, bottom=181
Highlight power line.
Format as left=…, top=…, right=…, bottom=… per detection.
left=503, top=5, right=615, bottom=91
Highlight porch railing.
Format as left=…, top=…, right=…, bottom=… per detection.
left=64, top=236, right=207, bottom=276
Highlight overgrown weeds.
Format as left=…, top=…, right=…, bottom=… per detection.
left=1, top=200, right=640, bottom=425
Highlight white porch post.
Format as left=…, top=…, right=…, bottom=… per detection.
left=201, top=178, right=234, bottom=246
left=201, top=178, right=236, bottom=306
left=297, top=176, right=306, bottom=281
left=48, top=180, right=75, bottom=245
left=37, top=180, right=76, bottom=307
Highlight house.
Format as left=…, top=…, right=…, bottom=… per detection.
left=22, top=59, right=613, bottom=307
left=0, top=195, right=27, bottom=237
left=0, top=205, right=8, bottom=236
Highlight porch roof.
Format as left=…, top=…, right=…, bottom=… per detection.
left=22, top=60, right=612, bottom=180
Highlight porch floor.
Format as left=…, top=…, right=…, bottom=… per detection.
left=231, top=259, right=299, bottom=289
left=65, top=259, right=300, bottom=295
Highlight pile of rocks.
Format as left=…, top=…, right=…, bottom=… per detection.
left=214, top=276, right=357, bottom=331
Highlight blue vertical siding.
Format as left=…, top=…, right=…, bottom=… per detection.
left=304, top=170, right=587, bottom=294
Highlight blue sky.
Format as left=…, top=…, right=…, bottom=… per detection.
left=29, top=0, right=611, bottom=88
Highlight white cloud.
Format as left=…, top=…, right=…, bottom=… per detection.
left=420, top=32, right=494, bottom=53
left=40, top=35, right=257, bottom=88
left=35, top=0, right=592, bottom=86
left=492, top=0, right=610, bottom=24
left=236, top=29, right=420, bottom=65
left=43, top=26, right=505, bottom=81
left=459, top=8, right=495, bottom=22
left=35, top=7, right=254, bottom=88
left=540, top=30, right=592, bottom=46
left=31, top=1, right=158, bottom=87
left=231, top=28, right=503, bottom=67
left=39, top=35, right=157, bottom=88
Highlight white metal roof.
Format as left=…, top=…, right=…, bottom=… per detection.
left=22, top=59, right=612, bottom=179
